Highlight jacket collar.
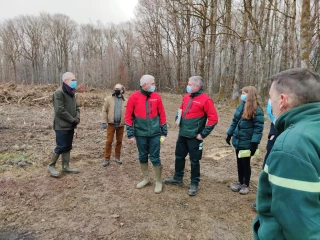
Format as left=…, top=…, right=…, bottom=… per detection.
left=275, top=102, right=320, bottom=133
left=62, top=82, right=76, bottom=97
left=190, top=88, right=203, bottom=98
left=140, top=86, right=151, bottom=97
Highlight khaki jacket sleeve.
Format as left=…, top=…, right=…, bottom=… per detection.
left=101, top=96, right=109, bottom=123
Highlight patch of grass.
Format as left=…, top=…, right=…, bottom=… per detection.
left=0, top=151, right=32, bottom=165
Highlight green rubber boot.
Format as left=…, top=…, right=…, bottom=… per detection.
left=136, top=163, right=151, bottom=188
left=153, top=165, right=163, bottom=194
left=61, top=151, right=79, bottom=174
left=48, top=152, right=60, bottom=177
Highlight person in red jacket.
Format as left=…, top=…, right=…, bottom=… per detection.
left=164, top=76, right=218, bottom=196
left=125, top=75, right=167, bottom=194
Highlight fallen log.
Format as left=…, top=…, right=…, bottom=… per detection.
left=32, top=96, right=48, bottom=102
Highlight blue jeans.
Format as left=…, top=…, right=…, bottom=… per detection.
left=135, top=135, right=161, bottom=166
left=54, top=130, right=74, bottom=154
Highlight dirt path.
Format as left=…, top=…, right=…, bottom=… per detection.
left=0, top=90, right=269, bottom=240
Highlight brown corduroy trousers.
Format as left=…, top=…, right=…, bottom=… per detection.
left=104, top=124, right=125, bottom=160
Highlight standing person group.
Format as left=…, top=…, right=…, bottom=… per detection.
left=48, top=68, right=320, bottom=237
left=226, top=86, right=264, bottom=195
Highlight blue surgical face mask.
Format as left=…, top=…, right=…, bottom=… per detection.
left=267, top=99, right=275, bottom=122
left=70, top=81, right=77, bottom=89
left=186, top=85, right=192, bottom=93
left=148, top=85, right=156, bottom=92
left=240, top=94, right=247, bottom=102
left=270, top=96, right=281, bottom=124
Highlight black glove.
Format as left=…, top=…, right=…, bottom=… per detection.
left=250, top=143, right=258, bottom=156
left=102, top=123, right=107, bottom=129
left=226, top=134, right=231, bottom=145
left=73, top=118, right=80, bottom=126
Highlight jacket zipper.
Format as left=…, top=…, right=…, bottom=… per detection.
left=183, top=97, right=193, bottom=118
left=146, top=97, right=150, bottom=135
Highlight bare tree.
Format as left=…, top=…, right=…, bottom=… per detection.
left=218, top=0, right=231, bottom=101
left=42, top=13, right=77, bottom=83
left=300, top=0, right=311, bottom=68
left=0, top=20, right=21, bottom=82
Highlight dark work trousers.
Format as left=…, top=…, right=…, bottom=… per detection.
left=54, top=129, right=74, bottom=154
left=174, top=135, right=203, bottom=186
left=262, top=138, right=276, bottom=169
left=262, top=123, right=279, bottom=169
left=235, top=150, right=251, bottom=187
left=135, top=135, right=161, bottom=166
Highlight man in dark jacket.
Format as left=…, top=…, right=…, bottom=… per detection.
left=48, top=72, right=80, bottom=177
left=125, top=74, right=167, bottom=194
left=252, top=99, right=279, bottom=209
left=253, top=68, right=320, bottom=239
left=164, top=76, right=218, bottom=196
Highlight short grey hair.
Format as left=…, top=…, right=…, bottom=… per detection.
left=271, top=68, right=320, bottom=107
left=189, top=76, right=204, bottom=88
left=62, top=72, right=74, bottom=82
left=114, top=83, right=125, bottom=91
left=140, top=75, right=155, bottom=86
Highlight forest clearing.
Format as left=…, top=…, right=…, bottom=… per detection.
left=0, top=84, right=271, bottom=240
left=0, top=0, right=319, bottom=239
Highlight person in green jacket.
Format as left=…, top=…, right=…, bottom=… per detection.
left=253, top=68, right=320, bottom=239
left=226, top=86, right=264, bottom=195
left=48, top=72, right=80, bottom=177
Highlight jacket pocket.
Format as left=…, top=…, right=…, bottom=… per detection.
left=59, top=119, right=72, bottom=128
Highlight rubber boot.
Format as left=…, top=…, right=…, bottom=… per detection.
left=61, top=151, right=79, bottom=174
left=136, top=163, right=151, bottom=188
left=48, top=152, right=60, bottom=177
left=153, top=165, right=163, bottom=194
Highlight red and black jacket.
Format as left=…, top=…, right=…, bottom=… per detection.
left=179, top=89, right=218, bottom=138
left=125, top=88, right=167, bottom=138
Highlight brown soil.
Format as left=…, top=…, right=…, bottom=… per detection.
left=0, top=85, right=269, bottom=240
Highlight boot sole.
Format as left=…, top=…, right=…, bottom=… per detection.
left=136, top=181, right=151, bottom=189
left=164, top=181, right=183, bottom=186
left=239, top=191, right=249, bottom=195
left=188, top=192, right=197, bottom=196
left=48, top=170, right=60, bottom=178
left=47, top=169, right=60, bottom=178
left=62, top=171, right=79, bottom=174
left=231, top=189, right=240, bottom=192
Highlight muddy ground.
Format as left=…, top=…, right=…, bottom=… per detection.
left=0, top=85, right=270, bottom=240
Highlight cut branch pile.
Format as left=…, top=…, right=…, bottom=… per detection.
left=0, top=83, right=109, bottom=108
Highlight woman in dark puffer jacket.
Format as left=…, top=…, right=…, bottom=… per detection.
left=226, top=86, right=264, bottom=195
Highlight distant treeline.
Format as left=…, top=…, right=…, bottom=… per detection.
left=0, top=0, right=319, bottom=101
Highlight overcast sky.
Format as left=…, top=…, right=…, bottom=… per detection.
left=0, top=0, right=138, bottom=24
